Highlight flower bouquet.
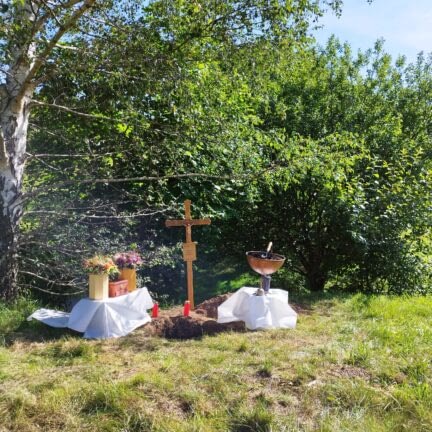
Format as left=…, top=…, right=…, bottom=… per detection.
left=113, top=251, right=143, bottom=292
left=113, top=251, right=143, bottom=269
left=83, top=255, right=118, bottom=277
left=83, top=255, right=119, bottom=300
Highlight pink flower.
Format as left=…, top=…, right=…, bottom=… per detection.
left=113, top=251, right=143, bottom=269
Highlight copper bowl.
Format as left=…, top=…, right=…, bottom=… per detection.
left=246, top=251, right=286, bottom=276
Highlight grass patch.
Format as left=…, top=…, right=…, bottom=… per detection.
left=40, top=339, right=97, bottom=365
left=0, top=297, right=39, bottom=337
left=229, top=404, right=274, bottom=432
left=2, top=293, right=432, bottom=430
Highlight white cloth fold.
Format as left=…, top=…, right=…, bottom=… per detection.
left=27, top=308, right=71, bottom=328
left=217, top=287, right=297, bottom=330
left=28, top=288, right=153, bottom=339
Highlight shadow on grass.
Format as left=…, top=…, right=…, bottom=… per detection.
left=0, top=297, right=82, bottom=345
left=2, top=319, right=80, bottom=346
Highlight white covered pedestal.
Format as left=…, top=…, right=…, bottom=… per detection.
left=217, top=287, right=297, bottom=330
left=28, top=288, right=153, bottom=339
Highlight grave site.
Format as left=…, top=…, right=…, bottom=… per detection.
left=2, top=198, right=432, bottom=431
left=27, top=200, right=297, bottom=338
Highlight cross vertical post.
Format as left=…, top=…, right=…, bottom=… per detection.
left=165, top=200, right=211, bottom=309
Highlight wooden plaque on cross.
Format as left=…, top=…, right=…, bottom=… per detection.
left=165, top=200, right=211, bottom=309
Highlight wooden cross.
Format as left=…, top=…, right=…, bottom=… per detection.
left=165, top=199, right=211, bottom=309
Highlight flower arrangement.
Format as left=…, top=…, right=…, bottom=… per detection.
left=83, top=255, right=119, bottom=279
left=113, top=251, right=143, bottom=269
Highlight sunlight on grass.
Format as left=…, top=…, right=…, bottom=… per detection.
left=1, top=294, right=432, bottom=430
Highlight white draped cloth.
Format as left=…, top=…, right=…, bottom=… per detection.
left=27, top=288, right=153, bottom=339
left=217, top=287, right=297, bottom=330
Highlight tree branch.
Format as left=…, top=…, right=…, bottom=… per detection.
left=30, top=99, right=116, bottom=120
left=22, top=0, right=97, bottom=94
left=19, top=281, right=85, bottom=296
left=20, top=240, right=90, bottom=254
left=26, top=151, right=128, bottom=159
left=25, top=208, right=167, bottom=219
left=32, top=0, right=85, bottom=36
left=19, top=269, right=82, bottom=288
left=24, top=172, right=237, bottom=199
left=24, top=162, right=283, bottom=200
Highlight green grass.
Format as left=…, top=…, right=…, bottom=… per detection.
left=1, top=293, right=432, bottom=431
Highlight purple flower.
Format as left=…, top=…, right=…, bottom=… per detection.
left=113, top=251, right=143, bottom=269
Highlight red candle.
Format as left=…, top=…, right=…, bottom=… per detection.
left=152, top=302, right=159, bottom=318
left=183, top=300, right=190, bottom=317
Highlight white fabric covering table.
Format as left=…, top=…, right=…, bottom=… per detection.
left=28, top=288, right=153, bottom=339
left=217, top=287, right=297, bottom=330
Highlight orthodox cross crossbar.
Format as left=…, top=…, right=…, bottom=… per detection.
left=165, top=199, right=211, bottom=309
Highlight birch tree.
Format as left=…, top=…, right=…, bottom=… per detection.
left=0, top=0, right=97, bottom=300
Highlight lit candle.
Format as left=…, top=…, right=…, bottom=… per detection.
left=183, top=300, right=190, bottom=317
left=152, top=302, right=159, bottom=318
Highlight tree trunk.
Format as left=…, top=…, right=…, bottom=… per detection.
left=0, top=0, right=97, bottom=300
left=0, top=98, right=30, bottom=300
left=0, top=3, right=34, bottom=299
left=304, top=265, right=327, bottom=292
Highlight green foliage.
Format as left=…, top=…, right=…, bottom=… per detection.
left=217, top=38, right=431, bottom=294
left=12, top=1, right=430, bottom=300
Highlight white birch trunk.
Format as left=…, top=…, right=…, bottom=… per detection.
left=0, top=2, right=35, bottom=300
left=0, top=97, right=31, bottom=299
left=0, top=0, right=96, bottom=299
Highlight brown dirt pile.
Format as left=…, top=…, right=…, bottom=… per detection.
left=140, top=294, right=245, bottom=339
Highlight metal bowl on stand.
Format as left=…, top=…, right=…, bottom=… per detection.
left=246, top=244, right=285, bottom=294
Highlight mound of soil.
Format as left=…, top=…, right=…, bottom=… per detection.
left=194, top=293, right=231, bottom=319
left=139, top=294, right=245, bottom=339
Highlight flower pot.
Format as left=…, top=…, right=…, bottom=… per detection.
left=89, top=274, right=109, bottom=300
left=120, top=268, right=136, bottom=292
left=109, top=279, right=129, bottom=297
